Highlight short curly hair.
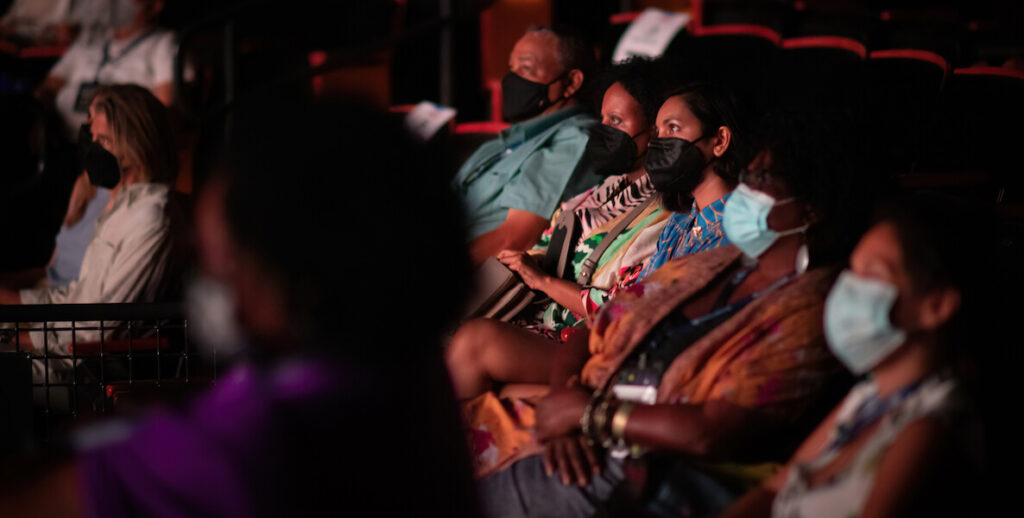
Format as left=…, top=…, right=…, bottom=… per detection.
left=745, top=108, right=878, bottom=268
left=592, top=57, right=666, bottom=128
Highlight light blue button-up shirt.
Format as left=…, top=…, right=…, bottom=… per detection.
left=452, top=106, right=597, bottom=239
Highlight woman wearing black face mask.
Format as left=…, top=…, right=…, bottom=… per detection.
left=448, top=60, right=672, bottom=408
left=0, top=84, right=186, bottom=382
left=632, top=83, right=747, bottom=280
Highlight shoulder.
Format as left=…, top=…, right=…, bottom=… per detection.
left=551, top=112, right=596, bottom=140
left=150, top=29, right=177, bottom=47
left=122, top=184, right=172, bottom=230
left=645, top=245, right=742, bottom=285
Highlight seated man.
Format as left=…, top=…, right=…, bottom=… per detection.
left=0, top=98, right=480, bottom=518
left=454, top=25, right=599, bottom=265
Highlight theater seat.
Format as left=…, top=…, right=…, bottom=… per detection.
left=865, top=50, right=949, bottom=176
left=687, top=24, right=783, bottom=112
left=778, top=35, right=867, bottom=113
left=917, top=67, right=1024, bottom=201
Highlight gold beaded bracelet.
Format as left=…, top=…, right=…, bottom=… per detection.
left=610, top=401, right=634, bottom=441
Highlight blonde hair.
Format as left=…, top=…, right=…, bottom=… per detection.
left=91, top=84, right=177, bottom=184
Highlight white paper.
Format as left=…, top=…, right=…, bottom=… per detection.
left=612, top=8, right=691, bottom=64
left=405, top=101, right=457, bottom=141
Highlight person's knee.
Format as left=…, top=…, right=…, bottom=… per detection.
left=447, top=318, right=500, bottom=373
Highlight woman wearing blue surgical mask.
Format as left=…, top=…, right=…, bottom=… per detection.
left=720, top=194, right=986, bottom=518
left=476, top=110, right=871, bottom=518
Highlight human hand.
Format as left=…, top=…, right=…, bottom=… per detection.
left=496, top=249, right=548, bottom=290
left=542, top=434, right=601, bottom=486
left=535, top=387, right=590, bottom=442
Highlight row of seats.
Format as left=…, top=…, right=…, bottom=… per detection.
left=681, top=0, right=1020, bottom=65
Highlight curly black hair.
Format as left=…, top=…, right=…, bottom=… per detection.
left=591, top=57, right=668, bottom=128
left=745, top=108, right=879, bottom=268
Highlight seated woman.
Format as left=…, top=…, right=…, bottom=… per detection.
left=495, top=57, right=669, bottom=339
left=476, top=110, right=869, bottom=517
left=449, top=81, right=746, bottom=400
left=719, top=194, right=986, bottom=518
left=0, top=84, right=186, bottom=379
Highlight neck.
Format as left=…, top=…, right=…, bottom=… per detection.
left=871, top=335, right=941, bottom=398
left=625, top=164, right=646, bottom=182
left=121, top=166, right=147, bottom=187
left=754, top=234, right=804, bottom=280
left=538, top=96, right=576, bottom=119
left=692, top=170, right=731, bottom=211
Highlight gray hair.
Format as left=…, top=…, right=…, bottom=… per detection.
left=526, top=25, right=592, bottom=74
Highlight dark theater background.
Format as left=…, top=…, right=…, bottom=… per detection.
left=0, top=0, right=1021, bottom=516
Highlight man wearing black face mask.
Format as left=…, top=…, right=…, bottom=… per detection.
left=452, top=26, right=599, bottom=266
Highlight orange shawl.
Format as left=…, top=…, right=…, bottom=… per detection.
left=583, top=246, right=842, bottom=418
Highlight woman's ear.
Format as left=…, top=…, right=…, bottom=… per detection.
left=564, top=69, right=584, bottom=98
left=916, top=287, right=962, bottom=331
left=712, top=125, right=732, bottom=157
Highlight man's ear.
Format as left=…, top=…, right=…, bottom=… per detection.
left=917, top=287, right=962, bottom=331
left=563, top=69, right=584, bottom=98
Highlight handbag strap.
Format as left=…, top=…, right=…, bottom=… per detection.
left=577, top=195, right=657, bottom=287
left=541, top=205, right=581, bottom=281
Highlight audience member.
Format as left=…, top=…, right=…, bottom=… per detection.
left=0, top=84, right=186, bottom=380
left=720, top=193, right=987, bottom=518
left=0, top=96, right=481, bottom=518
left=34, top=0, right=175, bottom=136
left=453, top=25, right=598, bottom=266
left=475, top=110, right=869, bottom=517
left=448, top=81, right=746, bottom=401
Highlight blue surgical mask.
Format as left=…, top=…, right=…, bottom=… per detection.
left=723, top=183, right=808, bottom=258
left=824, top=270, right=907, bottom=375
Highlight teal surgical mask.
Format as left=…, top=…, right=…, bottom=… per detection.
left=824, top=270, right=907, bottom=375
left=723, top=183, right=808, bottom=258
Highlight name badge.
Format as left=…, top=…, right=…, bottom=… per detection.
left=74, top=82, right=102, bottom=113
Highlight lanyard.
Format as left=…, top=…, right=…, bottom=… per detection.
left=95, top=29, right=157, bottom=82
left=691, top=266, right=795, bottom=327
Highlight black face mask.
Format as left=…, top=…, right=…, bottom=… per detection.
left=644, top=136, right=710, bottom=196
left=77, top=123, right=93, bottom=164
left=577, top=124, right=647, bottom=177
left=501, top=71, right=566, bottom=123
left=79, top=125, right=121, bottom=189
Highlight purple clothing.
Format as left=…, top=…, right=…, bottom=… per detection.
left=77, top=354, right=479, bottom=518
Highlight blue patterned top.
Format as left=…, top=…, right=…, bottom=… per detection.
left=639, top=192, right=732, bottom=278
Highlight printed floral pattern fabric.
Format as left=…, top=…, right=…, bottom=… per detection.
left=583, top=246, right=844, bottom=419
left=773, top=374, right=965, bottom=518
left=581, top=193, right=733, bottom=322
left=639, top=192, right=732, bottom=279
left=534, top=174, right=655, bottom=254
left=521, top=174, right=668, bottom=335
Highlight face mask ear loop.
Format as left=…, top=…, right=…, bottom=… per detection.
left=630, top=128, right=651, bottom=164
left=545, top=71, right=572, bottom=108
left=776, top=223, right=810, bottom=237
left=770, top=197, right=810, bottom=236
